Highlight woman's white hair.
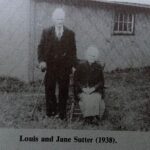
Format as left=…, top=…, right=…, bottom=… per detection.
left=85, top=45, right=100, bottom=59
left=52, top=8, right=65, bottom=20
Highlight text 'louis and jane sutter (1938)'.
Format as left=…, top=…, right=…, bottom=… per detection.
left=19, top=135, right=117, bottom=144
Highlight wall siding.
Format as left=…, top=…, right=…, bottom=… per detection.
left=0, top=0, right=30, bottom=81
left=0, top=0, right=149, bottom=81
left=32, top=1, right=150, bottom=80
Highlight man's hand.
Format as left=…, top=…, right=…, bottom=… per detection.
left=72, top=67, right=76, bottom=74
left=39, top=62, right=47, bottom=72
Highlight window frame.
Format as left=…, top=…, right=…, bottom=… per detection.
left=113, top=11, right=135, bottom=35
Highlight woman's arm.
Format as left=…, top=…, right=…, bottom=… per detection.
left=90, top=64, right=105, bottom=98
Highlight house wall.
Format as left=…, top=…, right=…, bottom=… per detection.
left=0, top=0, right=30, bottom=81
left=32, top=1, right=113, bottom=80
left=0, top=0, right=149, bottom=81
left=110, top=8, right=150, bottom=70
left=32, top=0, right=150, bottom=81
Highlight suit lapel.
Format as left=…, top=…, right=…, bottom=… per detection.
left=51, top=26, right=57, bottom=40
left=61, top=26, right=67, bottom=40
left=51, top=26, right=67, bottom=41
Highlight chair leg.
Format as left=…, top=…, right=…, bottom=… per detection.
left=68, top=101, right=75, bottom=128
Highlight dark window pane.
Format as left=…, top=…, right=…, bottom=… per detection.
left=119, top=13, right=123, bottom=21
left=124, top=15, right=127, bottom=23
left=128, top=23, right=132, bottom=31
left=129, top=14, right=132, bottom=22
left=124, top=23, right=127, bottom=31
left=114, top=22, right=118, bottom=31
left=119, top=22, right=123, bottom=31
left=115, top=14, right=119, bottom=22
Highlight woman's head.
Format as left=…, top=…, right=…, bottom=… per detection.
left=85, top=46, right=99, bottom=63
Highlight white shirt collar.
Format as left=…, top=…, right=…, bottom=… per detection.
left=55, top=26, right=64, bottom=38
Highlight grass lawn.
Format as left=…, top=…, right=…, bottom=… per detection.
left=0, top=67, right=150, bottom=130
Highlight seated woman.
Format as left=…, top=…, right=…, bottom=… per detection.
left=74, top=46, right=105, bottom=124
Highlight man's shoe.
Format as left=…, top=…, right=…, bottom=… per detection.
left=46, top=111, right=56, bottom=118
left=46, top=113, right=52, bottom=118
left=59, top=113, right=67, bottom=120
left=92, top=117, right=99, bottom=126
left=53, top=114, right=59, bottom=119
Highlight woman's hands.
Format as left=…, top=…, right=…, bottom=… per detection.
left=82, top=87, right=95, bottom=94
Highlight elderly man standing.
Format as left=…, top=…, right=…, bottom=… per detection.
left=38, top=8, right=77, bottom=120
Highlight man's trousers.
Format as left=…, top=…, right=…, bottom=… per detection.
left=44, top=72, right=70, bottom=119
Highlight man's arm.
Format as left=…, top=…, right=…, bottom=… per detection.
left=38, top=29, right=48, bottom=71
left=38, top=29, right=48, bottom=63
left=69, top=32, right=77, bottom=69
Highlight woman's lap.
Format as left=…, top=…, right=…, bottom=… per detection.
left=79, top=92, right=105, bottom=118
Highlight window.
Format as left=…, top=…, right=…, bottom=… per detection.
left=113, top=12, right=135, bottom=35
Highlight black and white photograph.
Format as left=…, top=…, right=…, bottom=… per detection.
left=0, top=0, right=150, bottom=133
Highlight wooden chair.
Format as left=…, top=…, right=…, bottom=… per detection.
left=68, top=61, right=106, bottom=126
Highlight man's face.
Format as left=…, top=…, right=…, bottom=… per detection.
left=53, top=15, right=65, bottom=28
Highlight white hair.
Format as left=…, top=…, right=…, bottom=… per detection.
left=52, top=8, right=65, bottom=20
left=85, top=46, right=100, bottom=58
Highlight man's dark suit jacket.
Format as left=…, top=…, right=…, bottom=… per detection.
left=38, top=26, right=76, bottom=75
left=74, top=60, right=105, bottom=99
